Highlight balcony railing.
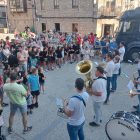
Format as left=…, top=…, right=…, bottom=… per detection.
left=97, top=7, right=122, bottom=17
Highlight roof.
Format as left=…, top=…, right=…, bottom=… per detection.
left=120, top=7, right=140, bottom=21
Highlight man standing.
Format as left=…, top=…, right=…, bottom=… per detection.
left=101, top=39, right=108, bottom=59
left=63, top=78, right=89, bottom=140
left=118, top=41, right=125, bottom=76
left=87, top=66, right=107, bottom=126
left=103, top=53, right=114, bottom=104
left=3, top=72, right=32, bottom=134
left=17, top=46, right=27, bottom=72
left=76, top=33, right=82, bottom=45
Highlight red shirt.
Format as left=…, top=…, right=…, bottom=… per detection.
left=89, top=35, right=95, bottom=45
left=76, top=36, right=82, bottom=44
left=7, top=41, right=10, bottom=47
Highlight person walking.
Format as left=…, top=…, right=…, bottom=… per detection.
left=63, top=78, right=89, bottom=140
left=3, top=72, right=32, bottom=134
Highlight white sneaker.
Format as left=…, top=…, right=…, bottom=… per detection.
left=43, top=92, right=47, bottom=94
left=62, top=64, right=64, bottom=66
left=43, top=70, right=46, bottom=73
left=56, top=67, right=59, bottom=69
left=45, top=69, right=48, bottom=72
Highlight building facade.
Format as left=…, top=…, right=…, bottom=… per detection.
left=0, top=0, right=7, bottom=33
left=7, top=0, right=140, bottom=37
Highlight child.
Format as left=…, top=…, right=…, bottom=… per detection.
left=27, top=68, right=40, bottom=108
left=81, top=46, right=85, bottom=61
left=52, top=47, right=58, bottom=69
left=39, top=67, right=46, bottom=94
left=22, top=71, right=33, bottom=115
left=84, top=47, right=89, bottom=60
left=111, top=56, right=120, bottom=92
left=61, top=47, right=64, bottom=65
left=2, top=70, right=7, bottom=84
left=29, top=53, right=38, bottom=67
left=90, top=47, right=94, bottom=60
left=6, top=71, right=10, bottom=83
left=56, top=46, right=62, bottom=68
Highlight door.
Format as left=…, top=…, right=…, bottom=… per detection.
left=104, top=24, right=111, bottom=36
left=42, top=23, right=46, bottom=33
left=55, top=23, right=60, bottom=31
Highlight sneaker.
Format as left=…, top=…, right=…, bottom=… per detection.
left=103, top=101, right=108, bottom=105
left=30, top=111, right=33, bottom=114
left=43, top=70, right=46, bottom=73
left=23, top=126, right=32, bottom=134
left=8, top=127, right=14, bottom=134
left=48, top=69, right=50, bottom=71
left=59, top=66, right=61, bottom=68
left=32, top=104, right=35, bottom=109
left=51, top=69, right=54, bottom=71
left=133, top=105, right=139, bottom=110
left=89, top=122, right=100, bottom=127
left=2, top=102, right=8, bottom=107
left=62, top=64, right=64, bottom=66
left=43, top=92, right=47, bottom=94
left=27, top=111, right=29, bottom=115
left=34, top=102, right=38, bottom=108
left=45, top=69, right=48, bottom=72
left=56, top=67, right=59, bottom=69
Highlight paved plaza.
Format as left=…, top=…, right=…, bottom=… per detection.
left=1, top=59, right=139, bottom=140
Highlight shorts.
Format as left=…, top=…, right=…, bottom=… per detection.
left=31, top=90, right=40, bottom=98
left=19, top=64, right=27, bottom=71
left=10, top=102, right=27, bottom=114
left=0, top=84, right=3, bottom=88
left=39, top=82, right=45, bottom=86
left=27, top=105, right=33, bottom=109
left=76, top=54, right=79, bottom=56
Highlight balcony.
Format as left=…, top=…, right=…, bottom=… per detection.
left=97, top=7, right=122, bottom=18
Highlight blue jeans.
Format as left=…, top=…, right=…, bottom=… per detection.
left=111, top=74, right=118, bottom=90
left=92, top=100, right=104, bottom=125
left=67, top=122, right=85, bottom=140
left=137, top=90, right=140, bottom=114
left=118, top=62, right=122, bottom=75
left=138, top=69, right=140, bottom=77
left=105, top=77, right=112, bottom=102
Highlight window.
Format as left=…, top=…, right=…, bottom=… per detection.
left=106, top=0, right=115, bottom=12
left=41, top=0, right=45, bottom=10
left=54, top=0, right=59, bottom=9
left=2, top=12, right=6, bottom=17
left=123, top=21, right=137, bottom=33
left=55, top=23, right=60, bottom=31
left=42, top=23, right=46, bottom=33
left=72, top=23, right=78, bottom=33
left=9, top=0, right=27, bottom=12
left=72, top=0, right=78, bottom=8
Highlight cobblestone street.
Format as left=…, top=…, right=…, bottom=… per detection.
left=1, top=59, right=139, bottom=140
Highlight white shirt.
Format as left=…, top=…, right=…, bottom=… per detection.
left=138, top=61, right=140, bottom=69
left=92, top=74, right=107, bottom=102
left=62, top=51, right=64, bottom=58
left=81, top=49, right=85, bottom=55
left=84, top=41, right=89, bottom=49
left=67, top=92, right=89, bottom=126
left=119, top=46, right=125, bottom=61
left=113, top=63, right=120, bottom=74
left=90, top=50, right=94, bottom=56
left=104, top=60, right=114, bottom=77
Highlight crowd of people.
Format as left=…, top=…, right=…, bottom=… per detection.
left=0, top=25, right=127, bottom=138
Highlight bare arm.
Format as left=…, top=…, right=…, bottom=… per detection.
left=87, top=90, right=102, bottom=96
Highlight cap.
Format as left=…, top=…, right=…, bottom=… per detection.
left=112, top=38, right=116, bottom=42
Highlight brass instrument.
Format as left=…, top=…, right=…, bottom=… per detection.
left=75, top=60, right=93, bottom=96
left=100, top=61, right=107, bottom=69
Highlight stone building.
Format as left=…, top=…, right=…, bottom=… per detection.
left=7, top=0, right=140, bottom=37
left=0, top=0, right=7, bottom=33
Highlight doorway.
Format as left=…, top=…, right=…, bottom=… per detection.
left=55, top=23, right=60, bottom=31
left=42, top=23, right=47, bottom=33
left=104, top=24, right=114, bottom=37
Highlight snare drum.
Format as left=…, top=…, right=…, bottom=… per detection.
left=105, top=111, right=140, bottom=140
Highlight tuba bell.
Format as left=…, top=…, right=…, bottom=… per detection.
left=100, top=61, right=107, bottom=69
left=75, top=60, right=93, bottom=96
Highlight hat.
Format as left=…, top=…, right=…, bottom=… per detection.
left=120, top=41, right=125, bottom=46
left=112, top=38, right=116, bottom=42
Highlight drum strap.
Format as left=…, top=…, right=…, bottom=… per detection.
left=71, top=95, right=86, bottom=107
left=94, top=76, right=107, bottom=81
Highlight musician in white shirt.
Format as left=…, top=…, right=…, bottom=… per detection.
left=111, top=56, right=120, bottom=92
left=118, top=41, right=125, bottom=76
left=102, top=53, right=114, bottom=104
left=87, top=66, right=107, bottom=126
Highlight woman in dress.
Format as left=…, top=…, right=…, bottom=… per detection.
left=84, top=47, right=89, bottom=60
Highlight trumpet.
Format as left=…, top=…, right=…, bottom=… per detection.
left=100, top=61, right=107, bottom=69
left=75, top=60, right=93, bottom=96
